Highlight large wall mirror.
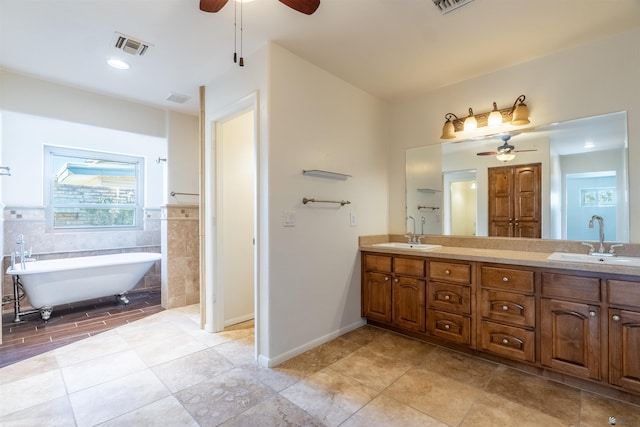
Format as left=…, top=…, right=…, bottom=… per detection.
left=406, top=111, right=629, bottom=242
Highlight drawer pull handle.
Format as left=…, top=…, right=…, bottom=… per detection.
left=444, top=295, right=450, bottom=300
left=502, top=276, right=509, bottom=282
left=589, top=310, right=597, bottom=318
left=445, top=269, right=451, bottom=275
left=612, top=315, right=621, bottom=322
left=502, top=338, right=509, bottom=345
left=502, top=305, right=509, bottom=311
left=444, top=324, right=450, bottom=329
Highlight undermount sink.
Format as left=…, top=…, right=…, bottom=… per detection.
left=371, top=242, right=442, bottom=251
left=547, top=252, right=640, bottom=267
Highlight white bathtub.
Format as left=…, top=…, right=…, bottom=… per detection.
left=7, top=252, right=161, bottom=320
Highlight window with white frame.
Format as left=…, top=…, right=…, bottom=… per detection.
left=44, top=146, right=144, bottom=230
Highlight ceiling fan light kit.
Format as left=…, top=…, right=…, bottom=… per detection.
left=440, top=94, right=531, bottom=139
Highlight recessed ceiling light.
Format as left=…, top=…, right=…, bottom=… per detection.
left=107, top=58, right=130, bottom=70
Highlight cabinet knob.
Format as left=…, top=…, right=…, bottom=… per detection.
left=502, top=305, right=509, bottom=311
left=612, top=315, right=621, bottom=322
left=445, top=269, right=451, bottom=275
left=444, top=295, right=451, bottom=300
left=502, top=276, right=509, bottom=282
left=384, top=276, right=389, bottom=281
left=444, top=324, right=450, bottom=329
left=394, top=278, right=399, bottom=282
left=502, top=338, right=509, bottom=345
left=589, top=310, right=597, bottom=317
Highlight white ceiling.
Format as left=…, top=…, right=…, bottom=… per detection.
left=2, top=0, right=640, bottom=115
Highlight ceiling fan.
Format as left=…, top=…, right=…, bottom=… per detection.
left=200, top=0, right=320, bottom=15
left=476, top=134, right=537, bottom=162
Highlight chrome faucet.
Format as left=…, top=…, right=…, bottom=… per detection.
left=588, top=215, right=605, bottom=254
left=12, top=234, right=34, bottom=270
left=405, top=216, right=422, bottom=244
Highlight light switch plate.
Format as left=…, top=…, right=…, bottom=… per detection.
left=283, top=210, right=296, bottom=227
left=350, top=212, right=357, bottom=227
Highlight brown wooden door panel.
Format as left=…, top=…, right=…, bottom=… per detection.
left=363, top=271, right=392, bottom=324
left=540, top=298, right=600, bottom=380
left=392, top=276, right=426, bottom=332
left=609, top=309, right=640, bottom=393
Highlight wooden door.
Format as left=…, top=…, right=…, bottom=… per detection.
left=488, top=163, right=541, bottom=238
left=363, top=271, right=392, bottom=324
left=488, top=166, right=514, bottom=237
left=392, top=276, right=426, bottom=332
left=609, top=309, right=640, bottom=393
left=540, top=298, right=601, bottom=380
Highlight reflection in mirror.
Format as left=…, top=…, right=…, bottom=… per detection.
left=406, top=111, right=629, bottom=242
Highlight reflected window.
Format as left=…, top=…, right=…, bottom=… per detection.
left=44, top=146, right=144, bottom=230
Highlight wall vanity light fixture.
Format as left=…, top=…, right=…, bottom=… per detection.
left=440, top=94, right=530, bottom=139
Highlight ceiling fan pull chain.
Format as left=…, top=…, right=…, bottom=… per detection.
left=233, top=0, right=237, bottom=63
left=239, top=0, right=245, bottom=66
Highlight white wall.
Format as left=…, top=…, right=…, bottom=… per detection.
left=220, top=110, right=255, bottom=326
left=389, top=27, right=640, bottom=242
left=205, top=43, right=389, bottom=365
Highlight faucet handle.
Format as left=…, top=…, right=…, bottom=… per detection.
left=416, top=235, right=424, bottom=244
left=609, top=243, right=623, bottom=255
left=581, top=242, right=595, bottom=255
left=404, top=234, right=413, bottom=243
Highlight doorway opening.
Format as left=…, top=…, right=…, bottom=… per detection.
left=443, top=170, right=477, bottom=236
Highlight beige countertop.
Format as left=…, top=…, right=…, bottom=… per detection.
left=359, top=238, right=640, bottom=277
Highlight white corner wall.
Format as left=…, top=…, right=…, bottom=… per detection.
left=205, top=43, right=389, bottom=365
left=388, top=27, right=640, bottom=242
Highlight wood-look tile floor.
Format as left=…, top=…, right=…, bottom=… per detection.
left=0, top=289, right=162, bottom=368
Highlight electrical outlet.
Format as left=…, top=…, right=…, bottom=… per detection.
left=350, top=212, right=357, bottom=227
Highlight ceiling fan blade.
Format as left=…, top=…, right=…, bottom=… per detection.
left=514, top=149, right=538, bottom=153
left=477, top=151, right=498, bottom=156
left=200, top=0, right=228, bottom=13
left=279, top=0, right=320, bottom=15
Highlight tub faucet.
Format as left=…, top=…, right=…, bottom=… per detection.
left=588, top=215, right=605, bottom=254
left=13, top=234, right=33, bottom=270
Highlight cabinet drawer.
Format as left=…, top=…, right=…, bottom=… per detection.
left=481, top=321, right=535, bottom=363
left=427, top=310, right=470, bottom=345
left=541, top=272, right=601, bottom=302
left=480, top=266, right=534, bottom=292
left=394, top=257, right=426, bottom=277
left=607, top=279, right=640, bottom=307
left=429, top=282, right=471, bottom=315
left=364, top=254, right=392, bottom=273
left=480, top=290, right=535, bottom=328
left=429, top=261, right=471, bottom=284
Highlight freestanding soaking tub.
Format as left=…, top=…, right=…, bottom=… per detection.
left=7, top=252, right=161, bottom=321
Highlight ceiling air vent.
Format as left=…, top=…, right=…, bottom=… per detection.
left=166, top=92, right=192, bottom=104
left=112, top=32, right=152, bottom=56
left=433, top=0, right=474, bottom=15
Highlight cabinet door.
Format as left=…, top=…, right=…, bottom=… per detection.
left=540, top=298, right=601, bottom=380
left=609, top=309, right=640, bottom=393
left=363, top=271, right=392, bottom=324
left=392, top=276, right=426, bottom=332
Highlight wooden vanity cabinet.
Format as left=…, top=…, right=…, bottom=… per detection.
left=540, top=272, right=602, bottom=381
left=362, top=254, right=393, bottom=324
left=362, top=253, right=426, bottom=332
left=427, top=260, right=473, bottom=345
left=607, top=279, right=640, bottom=393
left=479, top=265, right=536, bottom=363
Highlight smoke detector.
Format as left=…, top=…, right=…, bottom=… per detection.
left=433, top=0, right=474, bottom=15
left=112, top=32, right=152, bottom=56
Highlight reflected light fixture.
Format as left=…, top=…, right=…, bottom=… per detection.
left=440, top=94, right=531, bottom=139
left=496, top=152, right=516, bottom=162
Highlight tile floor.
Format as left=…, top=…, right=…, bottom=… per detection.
left=1, top=304, right=639, bottom=426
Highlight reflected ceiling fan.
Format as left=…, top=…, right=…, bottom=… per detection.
left=200, top=0, right=320, bottom=15
left=476, top=134, right=537, bottom=162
